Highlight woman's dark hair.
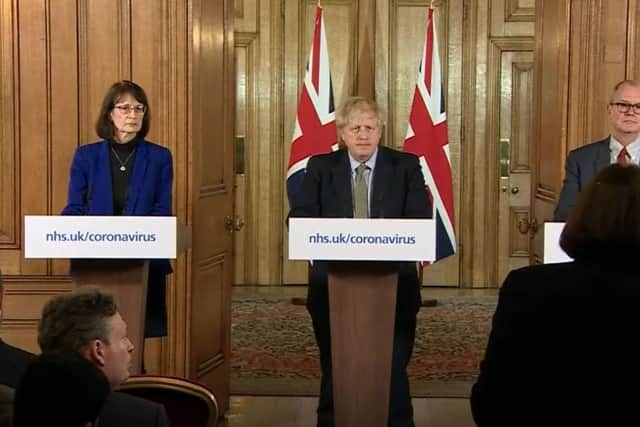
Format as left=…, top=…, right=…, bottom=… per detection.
left=560, top=164, right=640, bottom=260
left=95, top=80, right=151, bottom=141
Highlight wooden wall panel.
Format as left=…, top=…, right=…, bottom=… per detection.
left=18, top=0, right=49, bottom=275
left=50, top=0, right=79, bottom=276
left=567, top=0, right=628, bottom=152
left=0, top=0, right=17, bottom=258
left=79, top=0, right=130, bottom=143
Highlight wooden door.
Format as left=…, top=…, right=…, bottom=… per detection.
left=189, top=0, right=235, bottom=414
left=496, top=48, right=534, bottom=283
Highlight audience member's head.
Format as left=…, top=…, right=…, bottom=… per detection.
left=13, top=351, right=110, bottom=427
left=38, top=288, right=134, bottom=387
left=560, top=164, right=640, bottom=260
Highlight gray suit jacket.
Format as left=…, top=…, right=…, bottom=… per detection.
left=554, top=138, right=610, bottom=221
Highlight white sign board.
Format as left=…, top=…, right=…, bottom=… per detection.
left=543, top=222, right=572, bottom=264
left=24, top=216, right=177, bottom=259
left=288, top=218, right=435, bottom=261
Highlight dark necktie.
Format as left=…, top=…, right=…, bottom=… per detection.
left=618, top=146, right=630, bottom=166
left=354, top=163, right=369, bottom=218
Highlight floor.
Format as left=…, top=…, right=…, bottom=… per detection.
left=222, top=286, right=494, bottom=427
left=221, top=396, right=475, bottom=427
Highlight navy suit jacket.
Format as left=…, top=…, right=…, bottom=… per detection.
left=62, top=139, right=173, bottom=216
left=554, top=138, right=609, bottom=221
left=288, top=146, right=432, bottom=317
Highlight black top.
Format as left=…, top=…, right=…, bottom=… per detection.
left=109, top=140, right=137, bottom=215
left=471, top=260, right=640, bottom=426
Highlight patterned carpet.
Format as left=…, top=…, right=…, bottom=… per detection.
left=231, top=295, right=497, bottom=397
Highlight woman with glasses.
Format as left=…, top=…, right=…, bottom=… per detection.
left=61, top=80, right=174, bottom=340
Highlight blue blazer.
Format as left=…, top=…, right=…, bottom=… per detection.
left=62, top=139, right=174, bottom=279
left=62, top=139, right=173, bottom=216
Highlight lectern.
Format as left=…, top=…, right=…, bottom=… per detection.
left=289, top=217, right=435, bottom=427
left=70, top=259, right=150, bottom=373
left=24, top=215, right=186, bottom=374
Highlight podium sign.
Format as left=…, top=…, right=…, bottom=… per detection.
left=288, top=218, right=435, bottom=261
left=543, top=222, right=572, bottom=264
left=24, top=216, right=177, bottom=259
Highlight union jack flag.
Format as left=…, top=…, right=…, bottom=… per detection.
left=403, top=7, right=456, bottom=263
left=286, top=5, right=337, bottom=204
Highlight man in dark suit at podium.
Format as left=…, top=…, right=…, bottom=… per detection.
left=289, top=97, right=431, bottom=427
left=555, top=79, right=640, bottom=220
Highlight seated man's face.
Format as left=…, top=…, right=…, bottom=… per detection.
left=341, top=110, right=381, bottom=162
left=100, top=312, right=134, bottom=387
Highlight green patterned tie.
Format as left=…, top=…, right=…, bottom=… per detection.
left=354, top=163, right=369, bottom=218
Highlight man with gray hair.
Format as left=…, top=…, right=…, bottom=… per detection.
left=38, top=288, right=169, bottom=427
left=555, top=79, right=640, bottom=220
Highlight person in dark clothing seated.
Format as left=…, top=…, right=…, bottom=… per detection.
left=0, top=272, right=34, bottom=388
left=38, top=288, right=169, bottom=427
left=471, top=164, right=640, bottom=427
left=13, top=351, right=111, bottom=427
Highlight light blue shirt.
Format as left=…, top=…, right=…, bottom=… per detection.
left=348, top=149, right=378, bottom=215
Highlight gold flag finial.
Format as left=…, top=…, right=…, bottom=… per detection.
left=430, top=0, right=434, bottom=9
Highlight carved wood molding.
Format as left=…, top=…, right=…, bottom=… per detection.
left=511, top=61, right=533, bottom=173
left=235, top=31, right=258, bottom=46
left=505, top=0, right=534, bottom=22
left=509, top=206, right=530, bottom=257
left=535, top=185, right=556, bottom=202
left=199, top=184, right=229, bottom=197
left=196, top=352, right=225, bottom=376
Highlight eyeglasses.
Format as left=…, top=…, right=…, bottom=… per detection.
left=610, top=102, right=640, bottom=114
left=113, top=104, right=147, bottom=115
